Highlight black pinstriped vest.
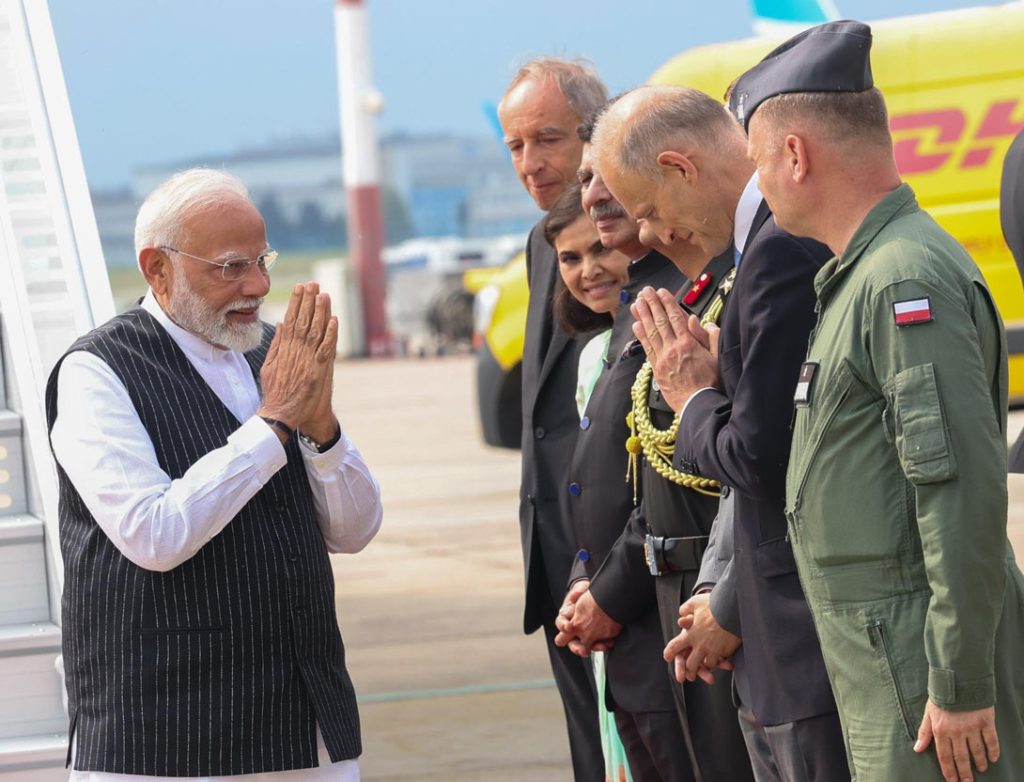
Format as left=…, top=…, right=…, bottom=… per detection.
left=45, top=307, right=361, bottom=776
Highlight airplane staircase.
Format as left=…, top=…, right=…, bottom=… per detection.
left=0, top=319, right=65, bottom=780
left=0, top=0, right=116, bottom=778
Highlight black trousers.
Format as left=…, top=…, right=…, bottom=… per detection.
left=615, top=707, right=696, bottom=782
left=542, top=619, right=604, bottom=781
left=655, top=571, right=756, bottom=782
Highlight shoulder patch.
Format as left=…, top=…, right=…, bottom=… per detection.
left=893, top=297, right=932, bottom=327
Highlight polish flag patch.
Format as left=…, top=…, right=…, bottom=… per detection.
left=893, top=297, right=932, bottom=326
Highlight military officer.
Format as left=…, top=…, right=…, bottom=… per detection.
left=585, top=242, right=748, bottom=782
left=553, top=116, right=752, bottom=782
left=738, top=20, right=1024, bottom=782
left=555, top=148, right=752, bottom=782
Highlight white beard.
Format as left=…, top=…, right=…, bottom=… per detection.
left=167, top=275, right=265, bottom=353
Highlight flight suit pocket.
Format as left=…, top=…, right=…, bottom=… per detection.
left=867, top=619, right=917, bottom=740
left=886, top=363, right=957, bottom=484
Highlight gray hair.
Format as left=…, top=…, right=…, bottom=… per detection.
left=594, top=86, right=738, bottom=178
left=502, top=57, right=608, bottom=121
left=134, top=167, right=252, bottom=257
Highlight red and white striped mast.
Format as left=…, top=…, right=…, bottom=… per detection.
left=334, top=0, right=389, bottom=355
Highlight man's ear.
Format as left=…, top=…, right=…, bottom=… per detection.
left=139, top=246, right=171, bottom=296
left=656, top=150, right=698, bottom=185
left=785, top=134, right=810, bottom=184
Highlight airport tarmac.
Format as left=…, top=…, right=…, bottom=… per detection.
left=328, top=354, right=1024, bottom=782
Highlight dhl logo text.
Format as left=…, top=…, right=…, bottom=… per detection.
left=891, top=99, right=1024, bottom=175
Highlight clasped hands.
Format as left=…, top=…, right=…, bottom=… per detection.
left=553, top=580, right=622, bottom=657
left=258, top=282, right=339, bottom=444
left=631, top=287, right=720, bottom=413
left=663, top=592, right=741, bottom=686
left=665, top=598, right=1002, bottom=782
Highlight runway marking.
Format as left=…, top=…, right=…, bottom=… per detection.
left=358, top=678, right=556, bottom=704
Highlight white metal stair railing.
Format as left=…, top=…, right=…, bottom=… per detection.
left=0, top=322, right=66, bottom=780
left=0, top=0, right=116, bottom=779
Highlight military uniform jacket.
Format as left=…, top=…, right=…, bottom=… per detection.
left=589, top=249, right=736, bottom=626
left=674, top=201, right=838, bottom=726
left=565, top=251, right=683, bottom=713
left=519, top=221, right=582, bottom=633
left=785, top=185, right=1024, bottom=768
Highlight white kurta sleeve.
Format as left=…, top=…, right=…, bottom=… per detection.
left=299, top=432, right=382, bottom=553
left=51, top=350, right=288, bottom=572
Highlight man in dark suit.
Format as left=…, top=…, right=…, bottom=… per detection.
left=496, top=58, right=608, bottom=780
left=556, top=128, right=753, bottom=782
left=593, top=86, right=847, bottom=781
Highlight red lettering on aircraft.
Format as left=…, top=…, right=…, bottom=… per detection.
left=891, top=109, right=965, bottom=174
left=961, top=101, right=1024, bottom=169
left=890, top=99, right=1023, bottom=175
left=962, top=147, right=994, bottom=168
left=975, top=100, right=1024, bottom=140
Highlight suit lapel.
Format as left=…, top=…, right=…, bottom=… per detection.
left=742, top=199, right=772, bottom=256
left=536, top=319, right=573, bottom=393
left=524, top=225, right=555, bottom=365
left=719, top=200, right=772, bottom=397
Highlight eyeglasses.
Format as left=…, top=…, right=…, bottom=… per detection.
left=160, top=245, right=279, bottom=282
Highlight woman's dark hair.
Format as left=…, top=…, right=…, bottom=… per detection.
left=543, top=182, right=585, bottom=245
left=544, top=183, right=614, bottom=337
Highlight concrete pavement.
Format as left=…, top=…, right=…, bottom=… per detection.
left=331, top=355, right=570, bottom=781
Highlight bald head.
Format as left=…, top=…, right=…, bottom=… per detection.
left=590, top=86, right=752, bottom=259
left=592, top=86, right=743, bottom=180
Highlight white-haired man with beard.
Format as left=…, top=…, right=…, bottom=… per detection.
left=46, top=168, right=382, bottom=781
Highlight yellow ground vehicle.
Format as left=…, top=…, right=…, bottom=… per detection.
left=465, top=254, right=527, bottom=446
left=471, top=2, right=1024, bottom=448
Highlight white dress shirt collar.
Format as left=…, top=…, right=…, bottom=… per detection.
left=733, top=171, right=762, bottom=256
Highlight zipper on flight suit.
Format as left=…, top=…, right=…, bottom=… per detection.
left=790, top=301, right=823, bottom=433
left=789, top=383, right=851, bottom=544
left=786, top=301, right=827, bottom=542
left=868, top=619, right=916, bottom=740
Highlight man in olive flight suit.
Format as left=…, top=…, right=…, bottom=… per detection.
left=738, top=20, right=1024, bottom=782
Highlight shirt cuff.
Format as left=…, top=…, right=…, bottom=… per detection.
left=679, top=386, right=716, bottom=424
left=301, top=429, right=354, bottom=474
left=235, top=416, right=288, bottom=483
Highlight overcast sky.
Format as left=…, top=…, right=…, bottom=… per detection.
left=47, top=0, right=999, bottom=188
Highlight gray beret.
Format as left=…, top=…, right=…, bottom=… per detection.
left=729, top=20, right=873, bottom=132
